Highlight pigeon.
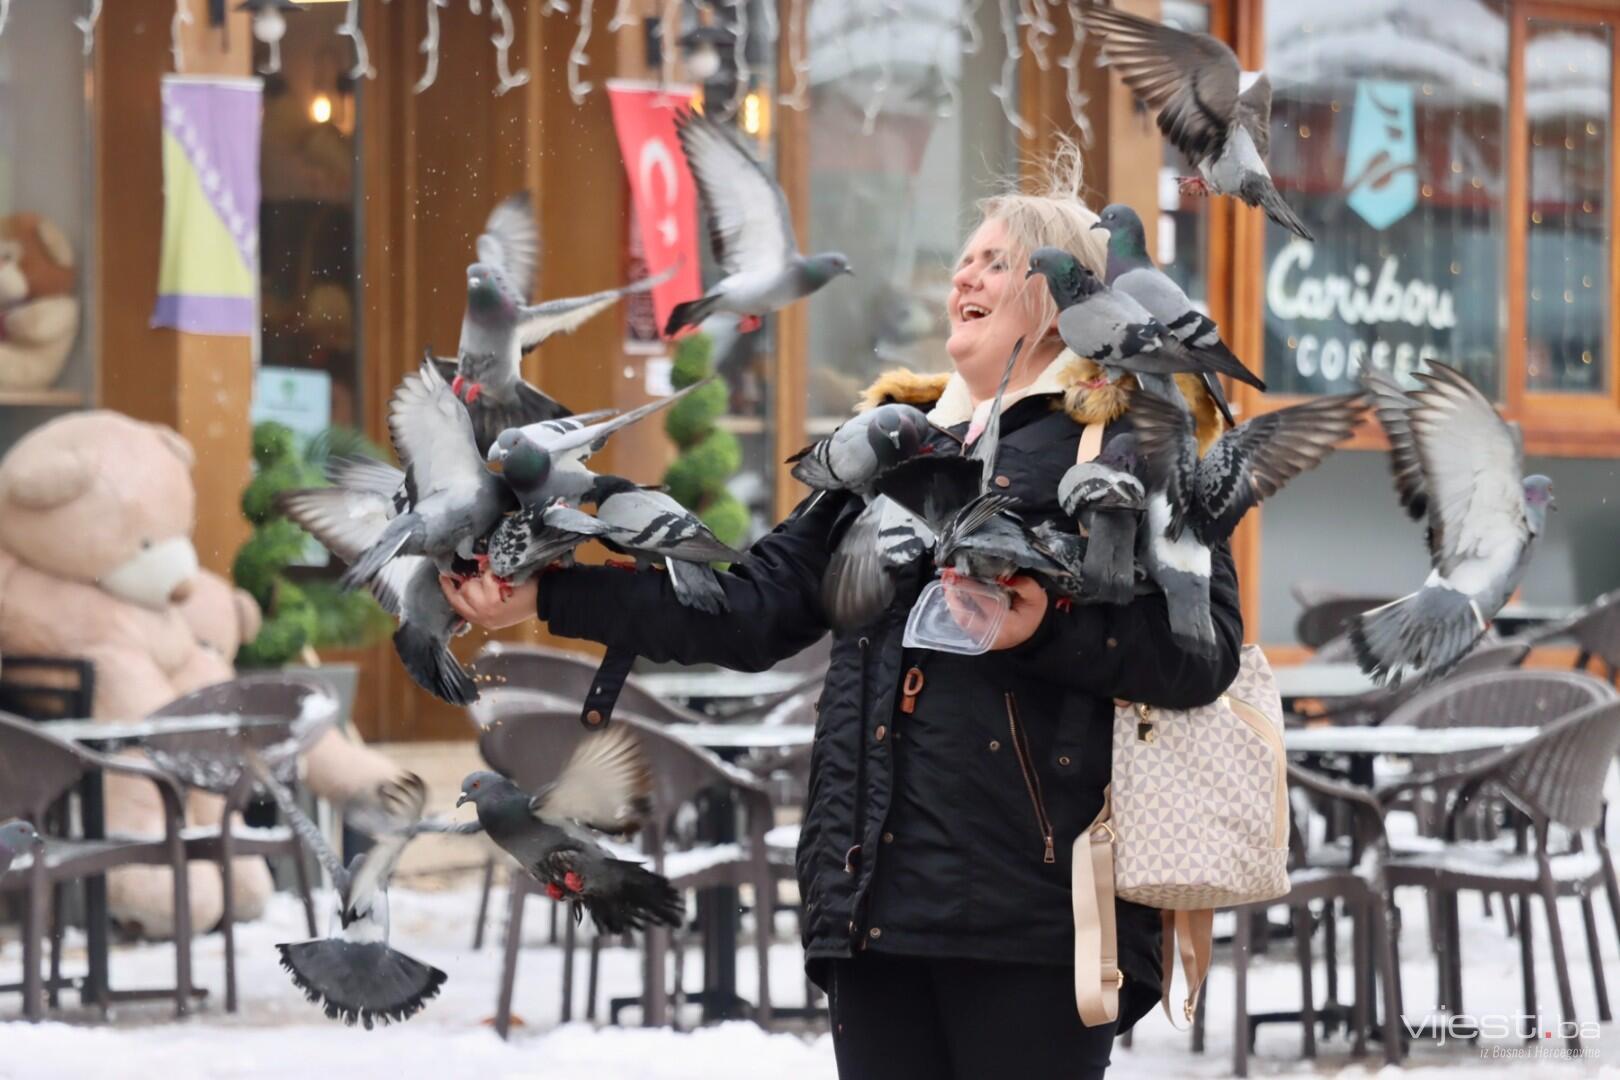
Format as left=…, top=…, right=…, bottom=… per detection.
left=1349, top=363, right=1555, bottom=687
left=0, top=819, right=43, bottom=875
left=787, top=403, right=935, bottom=495
left=1079, top=1, right=1313, bottom=241
left=820, top=495, right=938, bottom=633
left=486, top=379, right=710, bottom=511
left=455, top=728, right=685, bottom=935
left=665, top=110, right=853, bottom=337
left=1053, top=437, right=1149, bottom=606
left=1093, top=203, right=1262, bottom=425
left=1026, top=247, right=1264, bottom=391
left=244, top=756, right=447, bottom=1029
left=1129, top=386, right=1368, bottom=657
left=338, top=360, right=514, bottom=592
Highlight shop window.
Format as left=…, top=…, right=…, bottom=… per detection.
left=1158, top=0, right=1213, bottom=306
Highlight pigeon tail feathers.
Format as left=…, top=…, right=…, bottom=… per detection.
left=277, top=940, right=447, bottom=1029
left=393, top=621, right=479, bottom=705
left=664, top=294, right=723, bottom=338
left=1348, top=585, right=1484, bottom=688
left=1241, top=173, right=1315, bottom=242
left=666, top=558, right=729, bottom=614
left=581, top=858, right=685, bottom=935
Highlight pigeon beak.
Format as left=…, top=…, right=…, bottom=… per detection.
left=1024, top=267, right=1038, bottom=280
left=486, top=458, right=504, bottom=474
left=844, top=267, right=856, bottom=276
left=1090, top=221, right=1107, bottom=231
left=456, top=793, right=471, bottom=808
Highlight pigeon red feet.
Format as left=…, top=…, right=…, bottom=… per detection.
left=1054, top=597, right=1073, bottom=613
left=563, top=871, right=585, bottom=894
left=451, top=374, right=466, bottom=397
left=605, top=559, right=638, bottom=571
left=738, top=315, right=764, bottom=333
left=1177, top=176, right=1210, bottom=196
left=545, top=882, right=565, bottom=901
left=494, top=576, right=515, bottom=601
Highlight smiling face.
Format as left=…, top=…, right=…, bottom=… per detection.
left=947, top=217, right=1061, bottom=401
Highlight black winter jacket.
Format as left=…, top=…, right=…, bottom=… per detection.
left=537, top=383, right=1244, bottom=1032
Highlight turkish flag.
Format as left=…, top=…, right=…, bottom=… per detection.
left=608, top=81, right=703, bottom=340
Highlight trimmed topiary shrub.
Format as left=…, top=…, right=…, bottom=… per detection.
left=661, top=333, right=747, bottom=549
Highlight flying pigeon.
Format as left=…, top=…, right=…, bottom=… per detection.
left=338, top=360, right=514, bottom=592
left=665, top=110, right=853, bottom=337
left=245, top=757, right=447, bottom=1029
left=1350, top=364, right=1555, bottom=687
left=820, top=494, right=938, bottom=633
left=277, top=458, right=482, bottom=705
left=1093, top=203, right=1262, bottom=425
left=0, top=820, right=43, bottom=875
left=1026, top=247, right=1264, bottom=392
left=455, top=728, right=685, bottom=935
left=1130, top=385, right=1367, bottom=656
left=1054, top=437, right=1148, bottom=606
left=1079, top=1, right=1313, bottom=241
left=486, top=379, right=713, bottom=511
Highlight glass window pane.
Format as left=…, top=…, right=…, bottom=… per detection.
left=1525, top=19, right=1610, bottom=394
left=803, top=0, right=1016, bottom=428
left=1159, top=1, right=1211, bottom=305
left=1263, top=1, right=1506, bottom=397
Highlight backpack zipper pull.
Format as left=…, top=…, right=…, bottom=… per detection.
left=1043, top=834, right=1055, bottom=864
left=899, top=667, right=925, bottom=714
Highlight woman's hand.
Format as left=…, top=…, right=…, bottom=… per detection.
left=942, top=573, right=1049, bottom=651
left=440, top=572, right=540, bottom=631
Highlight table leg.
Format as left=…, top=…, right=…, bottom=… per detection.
left=79, top=769, right=109, bottom=1012
left=697, top=785, right=746, bottom=1022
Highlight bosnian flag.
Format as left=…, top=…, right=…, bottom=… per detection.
left=151, top=75, right=262, bottom=336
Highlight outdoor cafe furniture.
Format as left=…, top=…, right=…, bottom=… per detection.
left=1521, top=587, right=1620, bottom=682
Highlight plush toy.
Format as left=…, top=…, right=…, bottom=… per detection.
left=0, top=412, right=402, bottom=938
left=0, top=212, right=80, bottom=391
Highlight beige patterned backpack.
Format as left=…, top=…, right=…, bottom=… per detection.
left=1068, top=425, right=1291, bottom=1028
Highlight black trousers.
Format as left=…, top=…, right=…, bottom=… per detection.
left=828, top=951, right=1119, bottom=1080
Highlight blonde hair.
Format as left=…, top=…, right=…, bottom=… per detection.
left=961, top=135, right=1108, bottom=342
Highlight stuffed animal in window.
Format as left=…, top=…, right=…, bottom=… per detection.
left=0, top=212, right=80, bottom=392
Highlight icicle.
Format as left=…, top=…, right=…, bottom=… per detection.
left=607, top=0, right=635, bottom=32
left=1019, top=0, right=1054, bottom=71
left=935, top=10, right=960, bottom=118
left=414, top=0, right=448, bottom=94
left=544, top=0, right=570, bottom=14
left=777, top=0, right=810, bottom=111
left=491, top=0, right=531, bottom=95
left=0, top=0, right=9, bottom=43
left=960, top=0, right=984, bottom=57
left=659, top=0, right=679, bottom=94
left=728, top=0, right=751, bottom=115
left=338, top=0, right=376, bottom=80
left=758, top=0, right=777, bottom=52
left=567, top=0, right=595, bottom=103
left=1057, top=0, right=1093, bottom=144
left=861, top=1, right=899, bottom=136
left=74, top=0, right=103, bottom=56
left=172, top=0, right=194, bottom=73
left=991, top=0, right=1032, bottom=137
left=468, top=0, right=481, bottom=12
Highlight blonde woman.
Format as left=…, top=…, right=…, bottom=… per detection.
left=447, top=143, right=1241, bottom=1079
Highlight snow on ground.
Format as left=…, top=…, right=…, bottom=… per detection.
left=2, top=855, right=1618, bottom=1079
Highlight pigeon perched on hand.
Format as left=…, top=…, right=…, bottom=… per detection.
left=245, top=757, right=447, bottom=1029
left=788, top=403, right=934, bottom=495
left=0, top=820, right=44, bottom=875
left=1350, top=364, right=1555, bottom=687
left=1027, top=247, right=1263, bottom=391
left=338, top=360, right=514, bottom=593
left=1080, top=2, right=1313, bottom=241
left=1130, top=386, right=1367, bottom=657
left=1093, top=203, right=1262, bottom=425
left=456, top=727, right=684, bottom=935
left=665, top=110, right=853, bottom=337
left=1053, top=439, right=1148, bottom=606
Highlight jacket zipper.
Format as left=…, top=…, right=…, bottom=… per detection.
left=1005, top=691, right=1055, bottom=864
left=848, top=637, right=871, bottom=877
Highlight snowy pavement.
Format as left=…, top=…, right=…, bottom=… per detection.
left=1, top=860, right=1618, bottom=1079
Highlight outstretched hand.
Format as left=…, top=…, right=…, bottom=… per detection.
left=942, top=573, right=1049, bottom=651
left=441, top=572, right=540, bottom=631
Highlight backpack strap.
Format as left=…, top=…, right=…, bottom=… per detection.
left=1072, top=787, right=1122, bottom=1026
left=1076, top=421, right=1105, bottom=465
left=1160, top=908, right=1215, bottom=1028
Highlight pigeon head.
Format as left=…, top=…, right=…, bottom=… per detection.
left=456, top=770, right=519, bottom=809
left=1093, top=205, right=1149, bottom=260
left=1522, top=474, right=1556, bottom=532
left=498, top=440, right=554, bottom=497
left=0, top=820, right=43, bottom=853
left=1025, top=247, right=1099, bottom=309
left=466, top=262, right=518, bottom=321
left=866, top=404, right=930, bottom=470
left=804, top=252, right=855, bottom=284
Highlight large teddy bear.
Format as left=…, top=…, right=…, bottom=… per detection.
left=0, top=212, right=80, bottom=391
left=0, top=412, right=400, bottom=937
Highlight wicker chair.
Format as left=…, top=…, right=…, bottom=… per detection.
left=470, top=642, right=710, bottom=725
left=0, top=712, right=195, bottom=1021
left=140, top=674, right=339, bottom=1012
left=1522, top=588, right=1620, bottom=683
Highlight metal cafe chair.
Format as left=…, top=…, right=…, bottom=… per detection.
left=1523, top=587, right=1620, bottom=684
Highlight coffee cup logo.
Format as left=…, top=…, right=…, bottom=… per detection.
left=1344, top=80, right=1419, bottom=230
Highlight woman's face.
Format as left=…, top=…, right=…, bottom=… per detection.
left=946, top=217, right=1051, bottom=394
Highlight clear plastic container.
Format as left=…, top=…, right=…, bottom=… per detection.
left=902, top=575, right=1011, bottom=655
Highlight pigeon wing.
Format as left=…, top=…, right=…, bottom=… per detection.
left=823, top=498, right=897, bottom=632
left=387, top=361, right=488, bottom=500
left=477, top=192, right=540, bottom=300
left=1405, top=362, right=1529, bottom=578
left=1361, top=367, right=1430, bottom=525
left=675, top=110, right=798, bottom=276
left=276, top=486, right=397, bottom=565
left=596, top=490, right=743, bottom=563
left=1237, top=72, right=1273, bottom=160
left=514, top=378, right=709, bottom=465
left=244, top=751, right=347, bottom=890
left=515, top=264, right=679, bottom=352
left=969, top=337, right=1025, bottom=495
left=531, top=725, right=654, bottom=834
left=1080, top=1, right=1242, bottom=164
left=870, top=455, right=985, bottom=537
left=1122, top=387, right=1201, bottom=539
left=346, top=773, right=429, bottom=919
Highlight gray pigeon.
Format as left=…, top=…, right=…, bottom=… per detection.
left=486, top=379, right=712, bottom=510
left=534, top=477, right=743, bottom=614
left=1055, top=439, right=1148, bottom=606
left=1130, top=386, right=1367, bottom=657
left=0, top=819, right=43, bottom=875
left=244, top=757, right=447, bottom=1029
left=1350, top=364, right=1555, bottom=687
left=665, top=110, right=853, bottom=336
left=456, top=728, right=684, bottom=934
left=1026, top=247, right=1264, bottom=391
left=787, top=404, right=934, bottom=494
left=338, top=360, right=514, bottom=592
left=821, top=494, right=938, bottom=633
left=1080, top=2, right=1313, bottom=241
left=1093, top=203, right=1262, bottom=425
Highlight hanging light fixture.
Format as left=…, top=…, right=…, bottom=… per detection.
left=678, top=24, right=734, bottom=83
left=237, top=0, right=305, bottom=74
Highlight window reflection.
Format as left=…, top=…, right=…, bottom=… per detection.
left=1158, top=1, right=1211, bottom=306
left=1262, top=0, right=1507, bottom=398
left=1525, top=19, right=1609, bottom=395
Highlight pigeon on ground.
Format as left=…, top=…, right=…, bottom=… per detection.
left=0, top=820, right=43, bottom=875
left=1130, top=386, right=1367, bottom=657
left=1093, top=203, right=1261, bottom=425
left=665, top=110, right=853, bottom=337
left=338, top=360, right=514, bottom=593
left=1052, top=437, right=1148, bottom=606
left=1349, top=364, right=1555, bottom=687
left=1026, top=247, right=1264, bottom=391
left=455, top=728, right=684, bottom=935
left=1079, top=2, right=1312, bottom=241
left=244, top=757, right=447, bottom=1029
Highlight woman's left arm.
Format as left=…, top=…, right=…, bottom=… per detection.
left=996, top=543, right=1244, bottom=709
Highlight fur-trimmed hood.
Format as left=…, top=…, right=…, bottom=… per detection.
left=856, top=349, right=1225, bottom=454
